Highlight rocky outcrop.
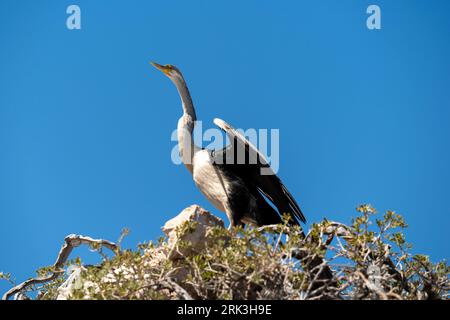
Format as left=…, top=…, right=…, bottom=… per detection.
left=162, top=205, right=225, bottom=260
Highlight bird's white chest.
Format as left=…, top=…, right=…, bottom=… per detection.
left=192, top=150, right=229, bottom=212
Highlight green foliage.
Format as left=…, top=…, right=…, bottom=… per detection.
left=0, top=272, right=13, bottom=285
left=3, top=205, right=449, bottom=300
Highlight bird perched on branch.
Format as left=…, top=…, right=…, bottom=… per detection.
left=151, top=62, right=305, bottom=229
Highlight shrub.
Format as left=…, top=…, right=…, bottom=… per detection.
left=2, top=205, right=448, bottom=300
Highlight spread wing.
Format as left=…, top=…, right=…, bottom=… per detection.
left=212, top=118, right=306, bottom=225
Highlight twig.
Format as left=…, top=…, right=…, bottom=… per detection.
left=2, top=234, right=118, bottom=300
left=161, top=277, right=193, bottom=300
left=354, top=271, right=388, bottom=300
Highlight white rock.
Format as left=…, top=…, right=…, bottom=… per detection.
left=162, top=205, right=225, bottom=260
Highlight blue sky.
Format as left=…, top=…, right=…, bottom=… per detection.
left=1, top=0, right=449, bottom=293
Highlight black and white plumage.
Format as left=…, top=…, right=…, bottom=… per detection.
left=151, top=62, right=305, bottom=228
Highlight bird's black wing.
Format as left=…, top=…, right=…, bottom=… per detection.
left=212, top=118, right=306, bottom=225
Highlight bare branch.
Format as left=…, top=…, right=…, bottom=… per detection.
left=161, top=277, right=193, bottom=300
left=2, top=234, right=118, bottom=300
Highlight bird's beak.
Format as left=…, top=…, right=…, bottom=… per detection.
left=151, top=61, right=171, bottom=76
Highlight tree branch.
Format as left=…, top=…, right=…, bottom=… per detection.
left=2, top=234, right=118, bottom=300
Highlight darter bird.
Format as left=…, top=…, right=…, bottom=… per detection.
left=151, top=62, right=305, bottom=229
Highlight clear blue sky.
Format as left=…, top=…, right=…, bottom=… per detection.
left=1, top=0, right=449, bottom=293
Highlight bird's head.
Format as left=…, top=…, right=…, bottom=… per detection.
left=150, top=61, right=195, bottom=117
left=151, top=62, right=184, bottom=82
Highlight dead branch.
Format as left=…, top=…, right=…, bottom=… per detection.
left=161, top=277, right=193, bottom=300
left=2, top=234, right=118, bottom=300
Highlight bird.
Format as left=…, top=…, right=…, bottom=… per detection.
left=151, top=62, right=306, bottom=229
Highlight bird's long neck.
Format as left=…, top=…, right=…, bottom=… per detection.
left=173, top=77, right=198, bottom=173
left=175, top=78, right=196, bottom=121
